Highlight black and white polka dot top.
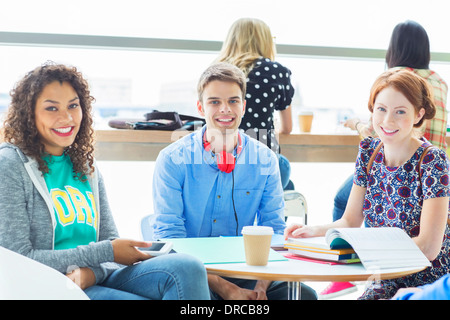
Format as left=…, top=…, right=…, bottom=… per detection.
left=239, top=58, right=294, bottom=153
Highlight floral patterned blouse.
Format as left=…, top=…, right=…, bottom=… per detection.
left=354, top=137, right=450, bottom=299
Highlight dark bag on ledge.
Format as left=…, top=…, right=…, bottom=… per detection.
left=108, top=110, right=205, bottom=131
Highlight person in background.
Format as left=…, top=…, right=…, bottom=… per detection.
left=323, top=20, right=449, bottom=299
left=0, top=62, right=210, bottom=300
left=152, top=62, right=317, bottom=300
left=215, top=17, right=295, bottom=190
left=346, top=20, right=448, bottom=149
left=285, top=69, right=450, bottom=300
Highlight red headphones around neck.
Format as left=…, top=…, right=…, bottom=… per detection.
left=203, top=131, right=242, bottom=173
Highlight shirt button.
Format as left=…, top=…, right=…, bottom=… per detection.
left=213, top=219, right=217, bottom=223
left=217, top=195, right=221, bottom=199
left=246, top=191, right=250, bottom=195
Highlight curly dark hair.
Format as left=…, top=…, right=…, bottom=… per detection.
left=3, top=62, right=96, bottom=179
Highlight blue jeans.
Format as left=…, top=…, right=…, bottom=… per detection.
left=332, top=175, right=353, bottom=221
left=333, top=174, right=371, bottom=228
left=277, top=153, right=293, bottom=190
left=84, top=253, right=210, bottom=300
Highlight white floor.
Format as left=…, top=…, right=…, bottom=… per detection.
left=97, top=160, right=362, bottom=299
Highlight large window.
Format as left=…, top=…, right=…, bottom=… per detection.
left=3, top=0, right=450, bottom=49
left=0, top=46, right=217, bottom=128
left=2, top=1, right=450, bottom=127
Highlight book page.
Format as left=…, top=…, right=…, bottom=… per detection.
left=327, top=227, right=418, bottom=251
left=326, top=228, right=430, bottom=269
left=356, top=249, right=430, bottom=269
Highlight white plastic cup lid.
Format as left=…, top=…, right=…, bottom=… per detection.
left=241, top=226, right=274, bottom=235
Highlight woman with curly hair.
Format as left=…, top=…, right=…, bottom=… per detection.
left=3, top=62, right=96, bottom=179
left=0, top=62, right=210, bottom=300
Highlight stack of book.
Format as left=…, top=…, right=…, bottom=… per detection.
left=284, top=236, right=360, bottom=264
left=285, top=227, right=431, bottom=270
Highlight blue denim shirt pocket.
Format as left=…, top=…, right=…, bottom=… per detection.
left=233, top=188, right=264, bottom=224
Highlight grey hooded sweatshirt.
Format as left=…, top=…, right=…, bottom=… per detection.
left=0, top=143, right=121, bottom=284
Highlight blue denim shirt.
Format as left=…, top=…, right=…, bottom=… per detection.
left=393, top=274, right=450, bottom=300
left=152, top=126, right=285, bottom=239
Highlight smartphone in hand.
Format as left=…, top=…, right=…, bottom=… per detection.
left=138, top=241, right=173, bottom=256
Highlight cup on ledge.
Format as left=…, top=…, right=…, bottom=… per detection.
left=298, top=111, right=314, bottom=133
left=242, top=226, right=273, bottom=266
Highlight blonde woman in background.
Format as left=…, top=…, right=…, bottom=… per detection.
left=216, top=18, right=295, bottom=190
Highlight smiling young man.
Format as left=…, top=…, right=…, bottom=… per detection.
left=197, top=77, right=245, bottom=154
left=152, top=63, right=317, bottom=300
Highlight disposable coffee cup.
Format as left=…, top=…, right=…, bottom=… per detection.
left=298, top=111, right=314, bottom=133
left=242, top=226, right=273, bottom=266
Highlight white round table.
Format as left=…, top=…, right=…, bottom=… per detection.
left=206, top=257, right=425, bottom=299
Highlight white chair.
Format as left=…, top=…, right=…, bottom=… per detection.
left=284, top=190, right=308, bottom=224
left=0, top=246, right=89, bottom=300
